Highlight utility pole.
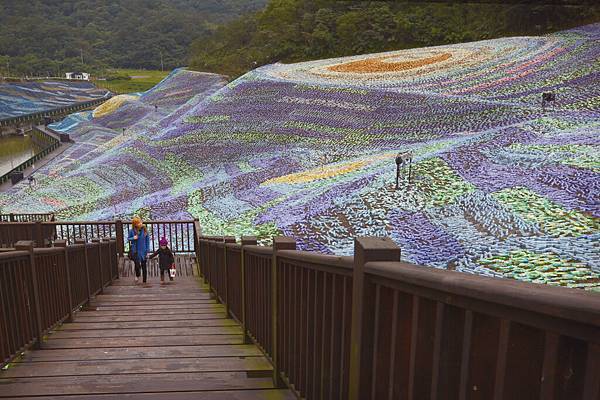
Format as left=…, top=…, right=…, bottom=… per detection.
left=80, top=48, right=84, bottom=65
left=159, top=50, right=164, bottom=71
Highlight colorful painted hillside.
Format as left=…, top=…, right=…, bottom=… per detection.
left=1, top=26, right=599, bottom=289
left=0, top=80, right=110, bottom=120
left=27, top=69, right=228, bottom=186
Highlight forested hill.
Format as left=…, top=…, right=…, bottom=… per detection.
left=0, top=0, right=267, bottom=76
left=189, top=0, right=600, bottom=78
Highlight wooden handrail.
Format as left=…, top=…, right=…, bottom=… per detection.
left=242, top=245, right=274, bottom=256
left=199, top=235, right=600, bottom=400
left=365, top=260, right=600, bottom=329
left=0, top=220, right=199, bottom=253
left=278, top=249, right=353, bottom=270
left=0, top=250, right=29, bottom=259
left=0, top=213, right=54, bottom=222
left=0, top=237, right=118, bottom=368
left=47, top=219, right=197, bottom=225
left=225, top=243, right=242, bottom=250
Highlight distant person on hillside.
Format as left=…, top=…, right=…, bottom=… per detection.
left=150, top=237, right=175, bottom=285
left=128, top=216, right=150, bottom=285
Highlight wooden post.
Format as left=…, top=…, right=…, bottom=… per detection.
left=15, top=240, right=44, bottom=349
left=208, top=237, right=224, bottom=299
left=200, top=239, right=207, bottom=282
left=207, top=240, right=213, bottom=295
left=103, top=237, right=115, bottom=283
left=92, top=238, right=103, bottom=293
left=75, top=238, right=92, bottom=304
left=348, top=237, right=401, bottom=400
left=115, top=220, right=124, bottom=256
left=193, top=218, right=201, bottom=276
left=111, top=237, right=119, bottom=280
left=9, top=213, right=14, bottom=222
left=223, top=236, right=236, bottom=318
left=241, top=236, right=257, bottom=345
left=54, top=240, right=73, bottom=322
left=272, top=236, right=296, bottom=387
left=35, top=221, right=43, bottom=247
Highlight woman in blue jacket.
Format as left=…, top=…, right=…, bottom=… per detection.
left=128, top=216, right=150, bottom=284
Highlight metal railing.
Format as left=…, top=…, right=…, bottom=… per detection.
left=0, top=219, right=200, bottom=254
left=0, top=238, right=117, bottom=368
left=197, top=235, right=600, bottom=400
left=0, top=97, right=110, bottom=128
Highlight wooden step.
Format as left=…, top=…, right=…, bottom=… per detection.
left=0, top=273, right=293, bottom=399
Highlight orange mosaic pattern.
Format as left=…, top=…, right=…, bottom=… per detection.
left=328, top=52, right=452, bottom=73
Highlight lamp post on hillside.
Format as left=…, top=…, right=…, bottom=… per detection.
left=395, top=151, right=413, bottom=190
left=542, top=92, right=556, bottom=109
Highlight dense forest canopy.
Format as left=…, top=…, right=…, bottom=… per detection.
left=0, top=0, right=267, bottom=77
left=1, top=0, right=598, bottom=79
left=189, top=0, right=600, bottom=78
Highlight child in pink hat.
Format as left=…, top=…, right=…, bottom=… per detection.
left=150, top=237, right=175, bottom=284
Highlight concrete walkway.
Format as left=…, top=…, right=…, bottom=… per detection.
left=0, top=127, right=72, bottom=192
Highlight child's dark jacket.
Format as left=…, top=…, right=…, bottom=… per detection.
left=150, top=247, right=174, bottom=271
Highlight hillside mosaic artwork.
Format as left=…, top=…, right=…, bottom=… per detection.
left=1, top=26, right=598, bottom=289
left=0, top=80, right=110, bottom=120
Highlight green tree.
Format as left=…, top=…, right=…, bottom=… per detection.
left=0, top=0, right=268, bottom=76
left=188, top=0, right=600, bottom=79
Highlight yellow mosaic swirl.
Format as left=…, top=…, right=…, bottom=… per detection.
left=93, top=94, right=138, bottom=118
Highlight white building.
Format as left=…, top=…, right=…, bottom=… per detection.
left=65, top=72, right=90, bottom=81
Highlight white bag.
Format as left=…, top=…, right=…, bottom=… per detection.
left=169, top=266, right=176, bottom=278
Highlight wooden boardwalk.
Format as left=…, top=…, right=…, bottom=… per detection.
left=0, top=261, right=294, bottom=399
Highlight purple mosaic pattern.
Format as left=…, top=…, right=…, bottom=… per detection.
left=1, top=26, right=599, bottom=288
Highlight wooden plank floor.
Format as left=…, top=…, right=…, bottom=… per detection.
left=0, top=263, right=295, bottom=399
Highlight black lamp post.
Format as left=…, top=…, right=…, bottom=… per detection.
left=395, top=151, right=413, bottom=190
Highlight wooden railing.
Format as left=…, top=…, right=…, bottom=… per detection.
left=197, top=235, right=600, bottom=400
left=0, top=219, right=200, bottom=254
left=277, top=247, right=354, bottom=400
left=359, top=257, right=600, bottom=400
left=0, top=213, right=55, bottom=223
left=0, top=221, right=56, bottom=247
left=244, top=243, right=276, bottom=358
left=0, top=237, right=117, bottom=368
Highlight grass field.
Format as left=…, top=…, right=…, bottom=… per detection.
left=94, top=69, right=171, bottom=94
